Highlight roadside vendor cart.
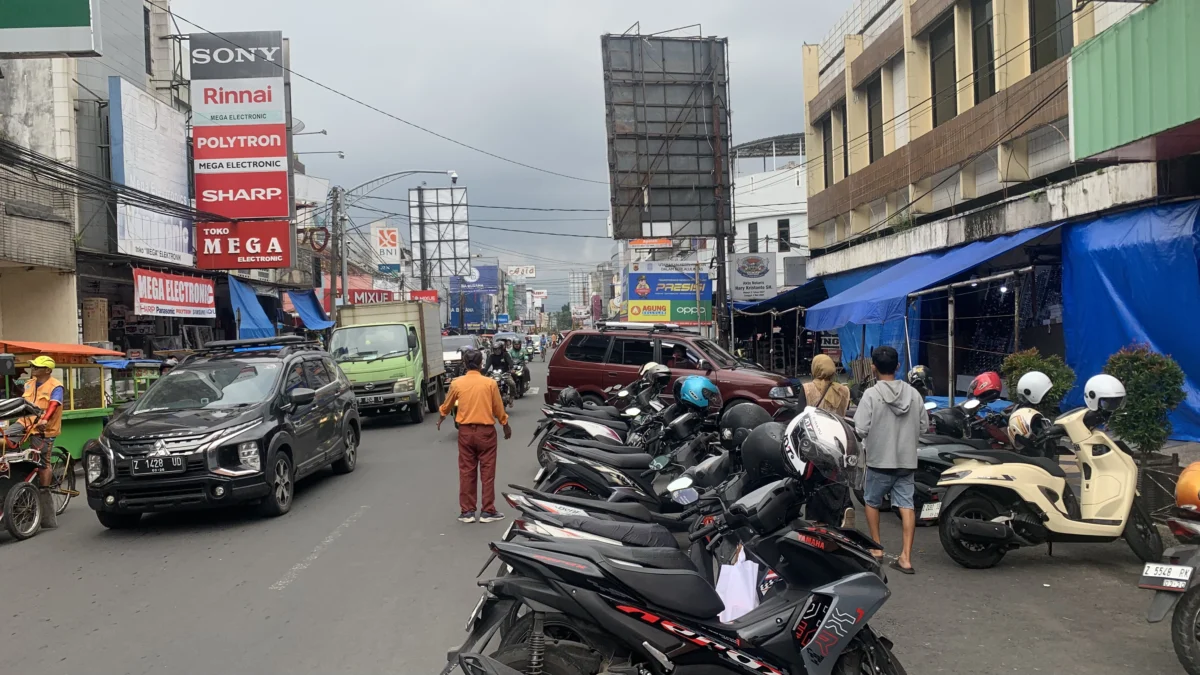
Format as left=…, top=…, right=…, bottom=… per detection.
left=95, top=358, right=165, bottom=406
left=0, top=341, right=124, bottom=515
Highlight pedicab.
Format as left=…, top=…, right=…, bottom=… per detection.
left=0, top=341, right=124, bottom=516
left=0, top=397, right=57, bottom=540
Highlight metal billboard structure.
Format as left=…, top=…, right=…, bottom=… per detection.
left=601, top=34, right=732, bottom=241
left=409, top=186, right=470, bottom=285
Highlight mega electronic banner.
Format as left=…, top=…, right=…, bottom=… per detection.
left=627, top=270, right=713, bottom=325
left=190, top=31, right=292, bottom=269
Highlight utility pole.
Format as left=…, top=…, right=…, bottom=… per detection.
left=711, top=40, right=731, bottom=348
left=339, top=209, right=349, bottom=302
left=417, top=185, right=430, bottom=290
left=458, top=290, right=465, bottom=332
left=329, top=187, right=342, bottom=318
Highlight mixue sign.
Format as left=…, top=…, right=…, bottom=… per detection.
left=197, top=220, right=290, bottom=270
left=190, top=31, right=293, bottom=269
left=349, top=289, right=400, bottom=305
left=133, top=268, right=216, bottom=318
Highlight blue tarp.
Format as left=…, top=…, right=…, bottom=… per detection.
left=95, top=359, right=162, bottom=369
left=286, top=290, right=335, bottom=330
left=228, top=275, right=275, bottom=339
left=1062, top=201, right=1200, bottom=441
left=807, top=225, right=1057, bottom=331
left=820, top=264, right=917, bottom=375
left=733, top=278, right=828, bottom=314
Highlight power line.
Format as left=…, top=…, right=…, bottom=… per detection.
left=348, top=204, right=609, bottom=239
left=150, top=2, right=608, bottom=186
left=359, top=196, right=607, bottom=212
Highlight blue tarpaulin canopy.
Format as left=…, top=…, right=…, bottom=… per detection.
left=1063, top=201, right=1200, bottom=441
left=806, top=225, right=1057, bottom=332
left=286, top=290, right=335, bottom=330
left=732, top=278, right=828, bottom=314
left=228, top=275, right=275, bottom=339
left=95, top=359, right=163, bottom=369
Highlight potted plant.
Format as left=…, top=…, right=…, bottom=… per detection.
left=1001, top=348, right=1076, bottom=415
left=1104, top=344, right=1186, bottom=455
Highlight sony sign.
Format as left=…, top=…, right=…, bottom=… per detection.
left=189, top=32, right=285, bottom=79
left=191, top=46, right=281, bottom=65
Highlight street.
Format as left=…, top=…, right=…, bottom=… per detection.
left=0, top=361, right=1182, bottom=675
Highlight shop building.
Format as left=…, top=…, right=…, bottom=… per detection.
left=796, top=0, right=1200, bottom=438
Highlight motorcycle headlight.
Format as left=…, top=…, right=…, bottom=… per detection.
left=238, top=441, right=261, bottom=472
left=394, top=378, right=416, bottom=392
left=86, top=453, right=103, bottom=484
left=769, top=386, right=795, bottom=399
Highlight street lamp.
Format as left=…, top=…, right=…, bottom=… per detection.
left=294, top=129, right=328, bottom=136
left=295, top=151, right=345, bottom=159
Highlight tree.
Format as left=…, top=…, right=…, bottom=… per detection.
left=1000, top=348, right=1076, bottom=415
left=556, top=304, right=572, bottom=331
left=1104, top=343, right=1186, bottom=454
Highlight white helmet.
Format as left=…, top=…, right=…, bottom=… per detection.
left=1084, top=374, right=1126, bottom=412
left=1007, top=407, right=1046, bottom=450
left=1016, top=371, right=1053, bottom=405
left=639, top=361, right=663, bottom=378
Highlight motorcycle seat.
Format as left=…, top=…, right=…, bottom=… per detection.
left=549, top=438, right=645, bottom=455
left=562, top=415, right=629, bottom=432
left=555, top=515, right=677, bottom=548
left=944, top=448, right=1066, bottom=478
left=921, top=434, right=993, bottom=450
left=583, top=403, right=623, bottom=417
left=558, top=445, right=652, bottom=470
left=519, top=540, right=725, bottom=618
left=572, top=407, right=624, bottom=421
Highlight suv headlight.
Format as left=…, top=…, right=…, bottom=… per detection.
left=238, top=441, right=261, bottom=472
left=769, top=386, right=795, bottom=399
left=87, top=453, right=104, bottom=484
left=394, top=378, right=416, bottom=392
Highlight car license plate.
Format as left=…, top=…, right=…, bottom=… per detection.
left=131, top=456, right=185, bottom=476
left=920, top=502, right=942, bottom=520
left=359, top=395, right=385, bottom=404
left=1140, top=563, right=1195, bottom=591
left=534, top=467, right=546, bottom=482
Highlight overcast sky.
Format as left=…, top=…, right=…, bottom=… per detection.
left=173, top=0, right=849, bottom=308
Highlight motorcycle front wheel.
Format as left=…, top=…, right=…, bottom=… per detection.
left=834, top=635, right=908, bottom=675
left=1124, top=496, right=1165, bottom=563
left=1172, top=585, right=1200, bottom=675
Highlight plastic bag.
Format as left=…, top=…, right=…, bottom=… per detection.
left=716, top=546, right=760, bottom=622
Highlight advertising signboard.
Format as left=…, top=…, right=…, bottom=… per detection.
left=196, top=220, right=289, bottom=269
left=630, top=238, right=672, bottom=250
left=190, top=31, right=292, bottom=264
left=133, top=268, right=216, bottom=318
left=626, top=268, right=713, bottom=324
left=730, top=253, right=777, bottom=302
left=531, top=289, right=549, bottom=300
left=348, top=289, right=400, bottom=305
left=408, top=290, right=439, bottom=303
left=783, top=256, right=808, bottom=287
left=450, top=265, right=500, bottom=294
left=497, top=314, right=510, bottom=325
left=506, top=265, right=536, bottom=279
left=449, top=293, right=485, bottom=327
left=410, top=186, right=470, bottom=277
left=109, top=77, right=193, bottom=266
left=0, top=0, right=102, bottom=57
left=371, top=220, right=402, bottom=274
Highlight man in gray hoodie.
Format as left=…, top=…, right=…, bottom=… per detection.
left=853, top=346, right=928, bottom=574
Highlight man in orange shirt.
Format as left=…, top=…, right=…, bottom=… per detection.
left=438, top=348, right=511, bottom=523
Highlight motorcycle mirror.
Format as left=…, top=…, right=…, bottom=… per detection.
left=963, top=399, right=981, bottom=411
left=666, top=475, right=694, bottom=492
left=924, top=401, right=937, bottom=410
left=618, top=390, right=630, bottom=398
left=622, top=407, right=641, bottom=417
left=649, top=455, right=671, bottom=471
left=672, top=487, right=699, bottom=505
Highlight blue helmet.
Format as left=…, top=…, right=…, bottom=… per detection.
left=678, top=376, right=721, bottom=411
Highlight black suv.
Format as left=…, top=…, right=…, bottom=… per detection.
left=84, top=336, right=360, bottom=529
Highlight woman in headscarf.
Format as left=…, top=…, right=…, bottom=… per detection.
left=801, top=354, right=856, bottom=528
left=803, top=354, right=851, bottom=417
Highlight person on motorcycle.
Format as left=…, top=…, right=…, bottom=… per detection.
left=487, top=341, right=517, bottom=399
left=507, top=340, right=530, bottom=391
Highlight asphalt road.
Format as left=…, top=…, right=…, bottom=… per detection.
left=0, top=361, right=1183, bottom=674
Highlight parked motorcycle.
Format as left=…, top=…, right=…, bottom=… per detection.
left=936, top=374, right=1163, bottom=568
left=1140, top=462, right=1200, bottom=675
left=442, top=407, right=906, bottom=675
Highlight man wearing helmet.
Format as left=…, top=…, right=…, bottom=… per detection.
left=853, top=346, right=928, bottom=574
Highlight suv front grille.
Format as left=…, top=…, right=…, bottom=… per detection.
left=114, top=435, right=209, bottom=456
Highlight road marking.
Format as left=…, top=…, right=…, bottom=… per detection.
left=527, top=387, right=540, bottom=395
left=270, top=505, right=369, bottom=591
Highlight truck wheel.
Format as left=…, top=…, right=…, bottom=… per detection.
left=408, top=399, right=426, bottom=424
left=426, top=379, right=443, bottom=414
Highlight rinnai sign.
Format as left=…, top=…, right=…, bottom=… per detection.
left=190, top=30, right=293, bottom=268
left=133, top=269, right=216, bottom=318
left=197, top=220, right=291, bottom=270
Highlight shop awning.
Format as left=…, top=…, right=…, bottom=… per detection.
left=0, top=341, right=124, bottom=357
left=733, top=278, right=829, bottom=315
left=228, top=275, right=275, bottom=339
left=806, top=225, right=1058, bottom=332
left=286, top=290, right=335, bottom=330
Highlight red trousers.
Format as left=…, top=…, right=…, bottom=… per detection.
left=458, top=424, right=498, bottom=513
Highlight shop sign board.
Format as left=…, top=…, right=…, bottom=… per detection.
left=190, top=31, right=293, bottom=229
left=109, top=77, right=193, bottom=266
left=348, top=289, right=400, bottom=305
left=628, top=270, right=713, bottom=302
left=497, top=314, right=510, bottom=325
left=0, top=0, right=102, bottom=57
left=531, top=289, right=549, bottom=300
left=196, top=220, right=290, bottom=269
left=133, top=268, right=216, bottom=318
left=408, top=290, right=439, bottom=303
left=506, top=265, right=536, bottom=279
left=630, top=238, right=672, bottom=250
left=371, top=220, right=402, bottom=274
left=730, top=253, right=776, bottom=302
left=450, top=265, right=500, bottom=294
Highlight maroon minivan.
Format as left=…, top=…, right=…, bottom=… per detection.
left=545, top=324, right=795, bottom=412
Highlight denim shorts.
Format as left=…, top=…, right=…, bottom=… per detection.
left=863, top=467, right=916, bottom=510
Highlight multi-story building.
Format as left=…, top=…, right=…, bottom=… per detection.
left=732, top=134, right=810, bottom=292
left=800, top=0, right=1200, bottom=433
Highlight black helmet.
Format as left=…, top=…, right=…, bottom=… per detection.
left=462, top=348, right=483, bottom=371
left=908, top=365, right=933, bottom=398
left=740, top=421, right=790, bottom=490
left=557, top=386, right=582, bottom=408
left=719, top=401, right=773, bottom=451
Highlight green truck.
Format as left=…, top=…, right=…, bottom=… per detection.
left=331, top=300, right=446, bottom=424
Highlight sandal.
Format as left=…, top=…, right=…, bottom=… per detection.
left=889, top=559, right=915, bottom=575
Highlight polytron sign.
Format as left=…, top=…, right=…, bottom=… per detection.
left=190, top=30, right=293, bottom=269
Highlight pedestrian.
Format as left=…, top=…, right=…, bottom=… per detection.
left=437, top=348, right=511, bottom=523
left=802, top=353, right=855, bottom=528
left=853, top=346, right=928, bottom=574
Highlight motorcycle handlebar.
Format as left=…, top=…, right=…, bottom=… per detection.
left=689, top=521, right=720, bottom=542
